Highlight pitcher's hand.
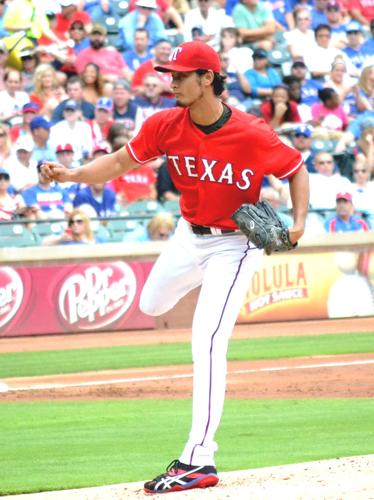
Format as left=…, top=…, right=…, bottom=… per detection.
left=41, top=162, right=73, bottom=183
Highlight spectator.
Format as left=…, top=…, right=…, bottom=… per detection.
left=183, top=0, right=234, bottom=50
left=88, top=97, right=114, bottom=146
left=132, top=38, right=173, bottom=96
left=75, top=24, right=132, bottom=83
left=19, top=49, right=40, bottom=94
left=324, top=59, right=359, bottom=116
left=351, top=153, right=374, bottom=219
left=54, top=0, right=92, bottom=41
left=0, top=69, right=29, bottom=125
left=290, top=60, right=324, bottom=108
left=356, top=64, right=374, bottom=113
left=134, top=73, right=175, bottom=131
left=309, top=151, right=352, bottom=209
left=267, top=0, right=294, bottom=31
left=21, top=161, right=73, bottom=219
left=303, top=24, right=358, bottom=80
left=79, top=0, right=112, bottom=23
left=80, top=62, right=105, bottom=105
left=347, top=0, right=374, bottom=27
left=30, top=116, right=56, bottom=163
left=324, top=192, right=370, bottom=231
left=73, top=181, right=116, bottom=217
left=232, top=0, right=276, bottom=51
left=52, top=75, right=95, bottom=123
left=284, top=8, right=315, bottom=60
left=4, top=136, right=38, bottom=193
left=219, top=27, right=253, bottom=75
left=43, top=208, right=96, bottom=245
left=310, top=0, right=329, bottom=29
left=49, top=99, right=94, bottom=161
left=356, top=118, right=374, bottom=171
left=362, top=18, right=374, bottom=58
left=67, top=18, right=90, bottom=54
left=0, top=124, right=12, bottom=165
left=127, top=0, right=185, bottom=35
left=290, top=125, right=316, bottom=172
left=311, top=87, right=349, bottom=132
left=123, top=28, right=153, bottom=73
left=123, top=211, right=176, bottom=242
left=0, top=168, right=26, bottom=221
left=260, top=84, right=302, bottom=129
left=110, top=160, right=158, bottom=206
left=325, top=1, right=347, bottom=48
left=29, top=63, right=60, bottom=120
left=3, top=0, right=62, bottom=45
left=243, top=48, right=282, bottom=101
left=343, top=21, right=368, bottom=71
left=219, top=52, right=252, bottom=111
left=118, top=0, right=167, bottom=52
left=112, top=79, right=139, bottom=136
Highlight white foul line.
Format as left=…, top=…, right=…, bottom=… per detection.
left=6, top=359, right=374, bottom=393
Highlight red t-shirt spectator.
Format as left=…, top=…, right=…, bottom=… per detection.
left=347, top=0, right=374, bottom=22
left=132, top=60, right=173, bottom=96
left=76, top=46, right=129, bottom=79
left=260, top=100, right=301, bottom=125
left=54, top=11, right=92, bottom=40
left=110, top=165, right=157, bottom=203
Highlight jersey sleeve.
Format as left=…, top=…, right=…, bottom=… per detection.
left=126, top=112, right=166, bottom=164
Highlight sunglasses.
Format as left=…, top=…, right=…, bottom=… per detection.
left=70, top=26, right=85, bottom=31
left=354, top=169, right=367, bottom=173
left=316, top=160, right=333, bottom=164
left=68, top=219, right=84, bottom=226
left=0, top=174, right=10, bottom=180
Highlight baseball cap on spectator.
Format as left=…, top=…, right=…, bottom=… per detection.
left=336, top=192, right=352, bottom=202
left=91, top=24, right=107, bottom=36
left=60, top=0, right=78, bottom=7
left=15, top=136, right=34, bottom=152
left=294, top=125, right=312, bottom=138
left=23, top=102, right=40, bottom=114
left=56, top=143, right=74, bottom=153
left=326, top=1, right=340, bottom=10
left=136, top=0, right=158, bottom=9
left=291, top=60, right=307, bottom=69
left=93, top=143, right=110, bottom=154
left=154, top=41, right=221, bottom=73
left=96, top=97, right=113, bottom=112
left=64, top=99, right=78, bottom=111
left=0, top=168, right=10, bottom=180
left=252, top=48, right=268, bottom=59
left=30, top=116, right=51, bottom=130
left=69, top=19, right=85, bottom=30
left=345, top=21, right=362, bottom=32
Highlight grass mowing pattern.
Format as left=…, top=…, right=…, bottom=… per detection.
left=0, top=399, right=373, bottom=495
left=0, top=332, right=373, bottom=378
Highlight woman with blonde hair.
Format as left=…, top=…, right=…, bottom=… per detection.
left=357, top=65, right=374, bottom=112
left=30, top=64, right=60, bottom=119
left=43, top=208, right=95, bottom=245
left=123, top=212, right=176, bottom=242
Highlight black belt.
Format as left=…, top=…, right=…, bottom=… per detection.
left=190, top=224, right=238, bottom=236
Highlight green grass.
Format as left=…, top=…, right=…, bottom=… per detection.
left=0, top=399, right=373, bottom=495
left=0, top=332, right=373, bottom=378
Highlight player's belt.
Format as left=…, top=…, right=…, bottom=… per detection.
left=190, top=224, right=239, bottom=236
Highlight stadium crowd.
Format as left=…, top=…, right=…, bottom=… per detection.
left=0, top=0, right=373, bottom=245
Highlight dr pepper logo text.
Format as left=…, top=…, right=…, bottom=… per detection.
left=58, top=263, right=137, bottom=330
left=0, top=267, right=24, bottom=328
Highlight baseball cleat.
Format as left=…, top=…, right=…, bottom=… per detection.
left=144, top=459, right=219, bottom=494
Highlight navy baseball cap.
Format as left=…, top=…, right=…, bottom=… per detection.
left=294, top=125, right=312, bottom=137
left=96, top=97, right=113, bottom=112
left=252, top=48, right=268, bottom=59
left=154, top=41, right=221, bottom=73
left=30, top=116, right=51, bottom=130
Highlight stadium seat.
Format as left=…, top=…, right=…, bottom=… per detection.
left=0, top=223, right=38, bottom=247
left=126, top=200, right=163, bottom=215
left=162, top=200, right=180, bottom=214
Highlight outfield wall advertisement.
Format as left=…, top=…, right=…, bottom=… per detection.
left=0, top=250, right=373, bottom=337
left=0, top=261, right=155, bottom=337
left=238, top=250, right=374, bottom=323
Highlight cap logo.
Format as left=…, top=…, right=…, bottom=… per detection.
left=170, top=47, right=183, bottom=62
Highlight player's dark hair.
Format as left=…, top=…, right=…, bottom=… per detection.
left=195, top=69, right=226, bottom=96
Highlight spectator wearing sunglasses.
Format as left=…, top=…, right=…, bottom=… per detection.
left=0, top=168, right=26, bottom=221
left=351, top=154, right=374, bottom=225
left=42, top=208, right=96, bottom=245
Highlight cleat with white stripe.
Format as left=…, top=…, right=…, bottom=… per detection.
left=144, top=459, right=219, bottom=494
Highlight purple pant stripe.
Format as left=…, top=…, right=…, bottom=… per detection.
left=189, top=241, right=252, bottom=464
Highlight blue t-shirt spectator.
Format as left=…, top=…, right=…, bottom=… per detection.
left=22, top=183, right=70, bottom=214
left=118, top=10, right=167, bottom=51
left=73, top=185, right=117, bottom=217
left=244, top=66, right=281, bottom=98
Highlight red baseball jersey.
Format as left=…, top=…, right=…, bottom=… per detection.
left=126, top=106, right=303, bottom=229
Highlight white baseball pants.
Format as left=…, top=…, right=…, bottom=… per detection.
left=140, top=217, right=263, bottom=466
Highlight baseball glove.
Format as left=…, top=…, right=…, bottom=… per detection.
left=231, top=200, right=297, bottom=255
